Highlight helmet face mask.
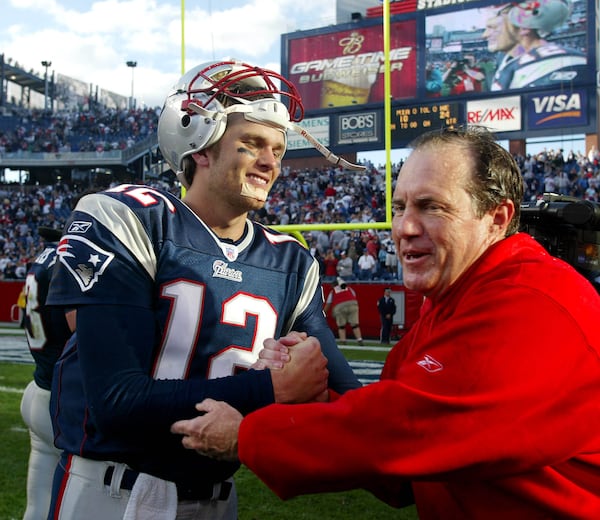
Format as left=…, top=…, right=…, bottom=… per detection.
left=158, top=59, right=366, bottom=189
left=180, top=61, right=303, bottom=119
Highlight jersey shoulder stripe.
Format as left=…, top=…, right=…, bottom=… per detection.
left=75, top=188, right=160, bottom=279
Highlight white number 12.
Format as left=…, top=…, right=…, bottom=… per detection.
left=153, top=280, right=277, bottom=380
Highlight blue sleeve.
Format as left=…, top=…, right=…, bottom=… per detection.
left=76, top=304, right=275, bottom=436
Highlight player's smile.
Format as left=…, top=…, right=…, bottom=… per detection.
left=246, top=172, right=269, bottom=185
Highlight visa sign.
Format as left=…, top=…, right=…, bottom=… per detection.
left=527, top=90, right=587, bottom=129
left=466, top=96, right=521, bottom=132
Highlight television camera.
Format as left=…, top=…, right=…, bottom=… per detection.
left=520, top=193, right=600, bottom=291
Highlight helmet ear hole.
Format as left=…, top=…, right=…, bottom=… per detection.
left=181, top=114, right=191, bottom=128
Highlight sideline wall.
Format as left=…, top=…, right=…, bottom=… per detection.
left=1, top=280, right=24, bottom=323
left=322, top=282, right=423, bottom=340
left=1, top=280, right=424, bottom=340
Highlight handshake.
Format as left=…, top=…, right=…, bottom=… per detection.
left=171, top=332, right=329, bottom=461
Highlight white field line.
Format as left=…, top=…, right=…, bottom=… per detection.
left=0, top=385, right=24, bottom=394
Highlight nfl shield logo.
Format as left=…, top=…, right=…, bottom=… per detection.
left=223, top=244, right=238, bottom=261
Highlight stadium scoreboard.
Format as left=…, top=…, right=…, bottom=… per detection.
left=282, top=0, right=595, bottom=156
left=391, top=102, right=462, bottom=141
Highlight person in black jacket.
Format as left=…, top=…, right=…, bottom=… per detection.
left=377, top=287, right=396, bottom=344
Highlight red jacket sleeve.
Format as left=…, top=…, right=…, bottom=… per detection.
left=239, top=276, right=600, bottom=511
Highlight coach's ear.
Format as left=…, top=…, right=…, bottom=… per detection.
left=491, top=199, right=514, bottom=237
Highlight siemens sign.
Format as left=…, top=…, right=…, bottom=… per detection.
left=337, top=112, right=379, bottom=144
left=527, top=90, right=587, bottom=130
left=287, top=116, right=330, bottom=150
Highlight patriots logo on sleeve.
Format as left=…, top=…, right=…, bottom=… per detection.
left=56, top=235, right=115, bottom=292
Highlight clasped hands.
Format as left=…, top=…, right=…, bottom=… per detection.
left=170, top=332, right=328, bottom=461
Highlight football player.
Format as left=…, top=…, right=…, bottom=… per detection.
left=46, top=60, right=363, bottom=519
left=19, top=226, right=73, bottom=520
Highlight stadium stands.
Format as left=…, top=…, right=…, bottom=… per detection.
left=1, top=115, right=599, bottom=282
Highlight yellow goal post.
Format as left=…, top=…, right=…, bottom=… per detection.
left=272, top=221, right=393, bottom=249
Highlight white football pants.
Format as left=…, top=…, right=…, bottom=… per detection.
left=20, top=380, right=61, bottom=520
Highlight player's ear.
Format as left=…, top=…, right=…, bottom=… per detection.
left=191, top=151, right=209, bottom=167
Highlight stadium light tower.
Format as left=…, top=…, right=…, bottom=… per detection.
left=126, top=60, right=137, bottom=109
left=41, top=60, right=52, bottom=112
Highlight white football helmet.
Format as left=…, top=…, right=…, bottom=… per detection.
left=158, top=60, right=365, bottom=187
left=508, top=0, right=570, bottom=36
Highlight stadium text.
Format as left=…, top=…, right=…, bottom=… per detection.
left=417, top=0, right=478, bottom=9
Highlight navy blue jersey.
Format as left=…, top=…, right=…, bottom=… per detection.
left=23, top=245, right=72, bottom=390
left=47, top=184, right=359, bottom=487
left=491, top=43, right=586, bottom=91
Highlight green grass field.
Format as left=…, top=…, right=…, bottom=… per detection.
left=0, top=346, right=418, bottom=519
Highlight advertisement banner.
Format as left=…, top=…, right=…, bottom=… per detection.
left=425, top=0, right=589, bottom=98
left=527, top=89, right=587, bottom=129
left=287, top=116, right=330, bottom=150
left=337, top=111, right=380, bottom=144
left=287, top=21, right=417, bottom=111
left=98, top=88, right=128, bottom=110
left=466, top=96, right=521, bottom=131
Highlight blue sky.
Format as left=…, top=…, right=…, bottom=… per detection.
left=1, top=0, right=336, bottom=108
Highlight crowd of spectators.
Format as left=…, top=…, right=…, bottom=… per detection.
left=1, top=182, right=75, bottom=280
left=1, top=103, right=599, bottom=283
left=0, top=180, right=179, bottom=281
left=0, top=104, right=159, bottom=155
